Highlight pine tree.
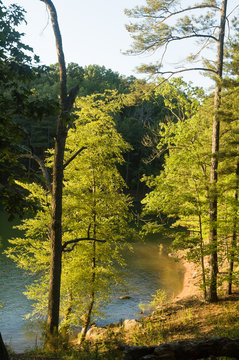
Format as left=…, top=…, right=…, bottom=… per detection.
left=125, top=0, right=233, bottom=301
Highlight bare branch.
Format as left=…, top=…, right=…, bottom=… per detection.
left=19, top=153, right=52, bottom=193
left=161, top=5, right=221, bottom=23
left=62, top=237, right=106, bottom=252
left=167, top=33, right=218, bottom=43
left=130, top=33, right=218, bottom=57
left=127, top=4, right=220, bottom=22
left=63, top=146, right=86, bottom=169
left=156, top=67, right=217, bottom=75
left=151, top=67, right=217, bottom=86
left=227, top=4, right=239, bottom=18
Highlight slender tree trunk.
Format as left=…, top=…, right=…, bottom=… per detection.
left=80, top=176, right=97, bottom=344
left=61, top=290, right=73, bottom=341
left=198, top=213, right=207, bottom=300
left=207, top=0, right=227, bottom=302
left=79, top=240, right=96, bottom=344
left=125, top=152, right=130, bottom=186
left=228, top=225, right=236, bottom=295
left=228, top=157, right=239, bottom=294
left=40, top=0, right=68, bottom=337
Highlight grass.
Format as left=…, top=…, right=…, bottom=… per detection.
left=10, top=292, right=239, bottom=359
left=123, top=292, right=239, bottom=346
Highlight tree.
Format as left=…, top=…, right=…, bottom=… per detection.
left=125, top=0, right=232, bottom=301
left=214, top=60, right=239, bottom=294
left=63, top=92, right=132, bottom=341
left=19, top=63, right=135, bottom=157
left=37, top=0, right=79, bottom=338
left=223, top=36, right=239, bottom=294
left=6, top=92, right=132, bottom=341
left=141, top=98, right=213, bottom=299
left=0, top=0, right=55, bottom=218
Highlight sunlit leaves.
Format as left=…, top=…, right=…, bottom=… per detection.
left=6, top=91, right=133, bottom=326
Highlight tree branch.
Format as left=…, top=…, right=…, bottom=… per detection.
left=18, top=153, right=52, bottom=193
left=129, top=33, right=218, bottom=57
left=62, top=237, right=106, bottom=252
left=227, top=4, right=239, bottom=18
left=157, top=67, right=217, bottom=76
left=63, top=146, right=86, bottom=169
left=147, top=67, right=217, bottom=85
left=161, top=4, right=221, bottom=23
left=127, top=4, right=221, bottom=22
left=170, top=33, right=218, bottom=43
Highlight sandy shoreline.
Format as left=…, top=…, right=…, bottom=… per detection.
left=173, top=257, right=201, bottom=301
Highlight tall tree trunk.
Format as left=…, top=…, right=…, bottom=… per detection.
left=40, top=0, right=68, bottom=336
left=228, top=157, right=239, bottom=295
left=207, top=0, right=227, bottom=302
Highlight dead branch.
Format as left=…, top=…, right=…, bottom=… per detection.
left=18, top=153, right=52, bottom=193
left=63, top=146, right=86, bottom=169
left=155, top=67, right=217, bottom=76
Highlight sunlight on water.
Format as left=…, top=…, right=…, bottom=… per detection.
left=0, top=212, right=184, bottom=352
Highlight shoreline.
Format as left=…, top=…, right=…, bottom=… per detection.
left=172, top=257, right=201, bottom=301
left=83, top=255, right=202, bottom=342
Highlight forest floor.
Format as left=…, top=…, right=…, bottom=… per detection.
left=10, top=260, right=239, bottom=359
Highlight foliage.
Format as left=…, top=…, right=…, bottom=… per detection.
left=141, top=97, right=215, bottom=295
left=6, top=91, right=133, bottom=331
left=141, top=72, right=239, bottom=294
left=124, top=0, right=235, bottom=77
left=150, top=289, right=167, bottom=310
left=0, top=1, right=58, bottom=218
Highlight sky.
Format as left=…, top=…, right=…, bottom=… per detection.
left=5, top=0, right=147, bottom=76
left=4, top=0, right=239, bottom=89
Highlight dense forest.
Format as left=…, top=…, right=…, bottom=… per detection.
left=1, top=0, right=239, bottom=359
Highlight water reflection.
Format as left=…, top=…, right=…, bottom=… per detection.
left=130, top=244, right=184, bottom=297
left=0, top=211, right=184, bottom=352
left=97, top=243, right=184, bottom=327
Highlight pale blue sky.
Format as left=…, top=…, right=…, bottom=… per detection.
left=4, top=0, right=239, bottom=89
left=5, top=0, right=146, bottom=76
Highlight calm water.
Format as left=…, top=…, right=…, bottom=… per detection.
left=0, top=211, right=184, bottom=352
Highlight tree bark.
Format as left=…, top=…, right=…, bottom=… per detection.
left=207, top=0, right=227, bottom=303
left=228, top=155, right=239, bottom=294
left=40, top=0, right=68, bottom=337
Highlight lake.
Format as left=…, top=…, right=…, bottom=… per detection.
left=0, top=211, right=184, bottom=352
